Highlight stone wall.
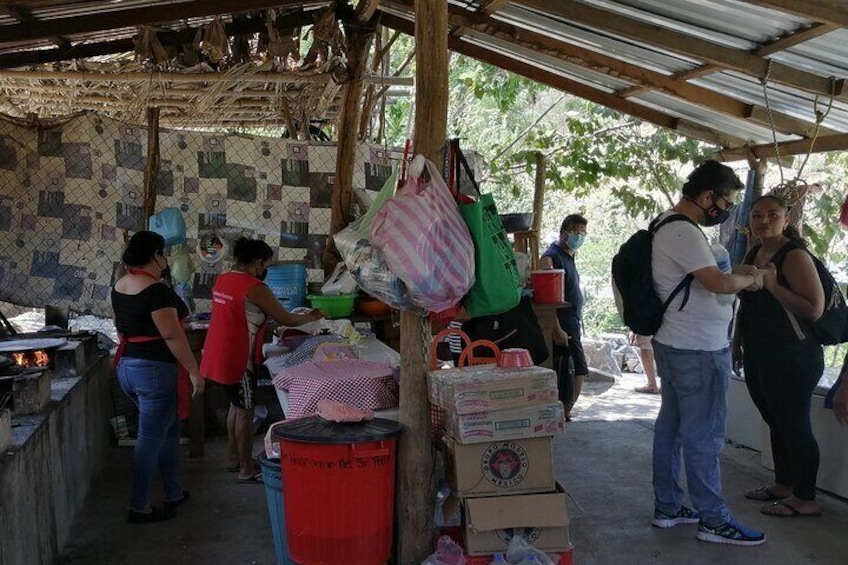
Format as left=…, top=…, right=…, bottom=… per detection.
left=0, top=359, right=111, bottom=565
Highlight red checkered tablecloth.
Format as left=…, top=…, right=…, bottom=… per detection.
left=273, top=360, right=399, bottom=418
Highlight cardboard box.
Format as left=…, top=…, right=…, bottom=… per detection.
left=445, top=402, right=565, bottom=444
left=448, top=436, right=556, bottom=498
left=463, top=483, right=571, bottom=556
left=428, top=364, right=558, bottom=415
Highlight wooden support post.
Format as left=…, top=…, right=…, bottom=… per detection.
left=396, top=1, right=448, bottom=563
left=532, top=152, right=546, bottom=233
left=142, top=107, right=160, bottom=223
left=324, top=19, right=376, bottom=275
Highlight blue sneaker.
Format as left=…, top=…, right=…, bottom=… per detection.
left=696, top=519, right=766, bottom=546
left=652, top=506, right=701, bottom=528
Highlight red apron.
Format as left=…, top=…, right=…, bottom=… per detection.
left=113, top=269, right=192, bottom=420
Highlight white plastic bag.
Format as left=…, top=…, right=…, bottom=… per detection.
left=334, top=169, right=422, bottom=312
left=321, top=262, right=358, bottom=296
left=505, top=535, right=554, bottom=565
left=420, top=535, right=466, bottom=565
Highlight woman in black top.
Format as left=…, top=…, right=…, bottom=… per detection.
left=735, top=194, right=825, bottom=517
left=112, top=231, right=203, bottom=523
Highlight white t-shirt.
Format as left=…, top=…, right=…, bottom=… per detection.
left=651, top=212, right=733, bottom=351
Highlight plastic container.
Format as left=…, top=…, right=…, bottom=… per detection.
left=307, top=293, right=355, bottom=318
left=530, top=270, right=564, bottom=304
left=267, top=262, right=307, bottom=310
left=500, top=213, right=534, bottom=233
left=356, top=297, right=392, bottom=317
left=258, top=452, right=295, bottom=565
left=499, top=348, right=533, bottom=368
left=274, top=416, right=403, bottom=565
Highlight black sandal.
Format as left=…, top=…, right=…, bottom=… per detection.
left=127, top=506, right=176, bottom=524
left=164, top=490, right=190, bottom=512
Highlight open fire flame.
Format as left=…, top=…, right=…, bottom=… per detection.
left=12, top=349, right=50, bottom=368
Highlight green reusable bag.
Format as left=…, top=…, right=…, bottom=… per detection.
left=460, top=192, right=523, bottom=318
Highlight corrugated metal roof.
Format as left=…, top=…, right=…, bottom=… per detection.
left=0, top=0, right=846, bottom=158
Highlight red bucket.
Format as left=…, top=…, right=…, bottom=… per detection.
left=274, top=417, right=402, bottom=565
left=530, top=270, right=564, bottom=304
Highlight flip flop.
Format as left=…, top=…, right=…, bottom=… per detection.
left=635, top=386, right=660, bottom=395
left=744, top=485, right=785, bottom=501
left=237, top=472, right=264, bottom=485
left=760, top=500, right=822, bottom=518
left=226, top=464, right=239, bottom=473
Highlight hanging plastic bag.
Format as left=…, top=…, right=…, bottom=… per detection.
left=371, top=156, right=475, bottom=312
left=334, top=170, right=422, bottom=312
left=321, top=262, right=358, bottom=296
left=149, top=207, right=187, bottom=246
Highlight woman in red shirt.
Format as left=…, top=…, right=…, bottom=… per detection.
left=201, top=238, right=323, bottom=483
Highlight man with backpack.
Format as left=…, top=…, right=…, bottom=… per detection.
left=643, top=161, right=770, bottom=546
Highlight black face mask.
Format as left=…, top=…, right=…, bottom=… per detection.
left=687, top=195, right=731, bottom=227
left=702, top=197, right=731, bottom=227
left=257, top=268, right=268, bottom=282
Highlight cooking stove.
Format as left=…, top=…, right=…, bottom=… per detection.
left=0, top=330, right=99, bottom=414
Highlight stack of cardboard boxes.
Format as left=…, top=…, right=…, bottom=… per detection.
left=428, top=362, right=572, bottom=562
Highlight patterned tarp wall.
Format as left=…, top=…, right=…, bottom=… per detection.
left=0, top=112, right=401, bottom=318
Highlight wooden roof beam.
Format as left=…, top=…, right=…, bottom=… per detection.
left=0, top=9, right=318, bottom=69
left=619, top=19, right=839, bottom=105
left=0, top=69, right=414, bottom=86
left=737, top=0, right=848, bottom=28
left=444, top=9, right=837, bottom=138
left=755, top=21, right=839, bottom=56
left=379, top=12, right=743, bottom=148
left=0, top=0, right=312, bottom=44
left=717, top=132, right=848, bottom=161
left=478, top=0, right=511, bottom=17
left=2, top=2, right=72, bottom=49
left=517, top=0, right=845, bottom=100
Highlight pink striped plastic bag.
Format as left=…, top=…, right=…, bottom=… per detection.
left=370, top=156, right=475, bottom=312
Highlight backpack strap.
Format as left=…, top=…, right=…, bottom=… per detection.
left=650, top=213, right=701, bottom=313
left=771, top=242, right=814, bottom=341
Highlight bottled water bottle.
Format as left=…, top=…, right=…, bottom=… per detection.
left=711, top=243, right=735, bottom=306
left=711, top=242, right=731, bottom=274
left=488, top=554, right=508, bottom=565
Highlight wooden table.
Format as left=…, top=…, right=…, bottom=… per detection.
left=531, top=301, right=570, bottom=369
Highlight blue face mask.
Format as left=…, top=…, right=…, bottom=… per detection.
left=566, top=233, right=585, bottom=250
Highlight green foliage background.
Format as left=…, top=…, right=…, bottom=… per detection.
left=379, top=47, right=848, bottom=365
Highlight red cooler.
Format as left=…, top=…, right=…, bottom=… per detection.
left=273, top=417, right=402, bottom=565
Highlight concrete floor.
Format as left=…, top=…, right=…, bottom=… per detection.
left=58, top=374, right=848, bottom=565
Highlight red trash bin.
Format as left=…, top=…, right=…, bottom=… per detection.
left=273, top=417, right=402, bottom=565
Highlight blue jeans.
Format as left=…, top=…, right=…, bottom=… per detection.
left=116, top=357, right=183, bottom=512
left=652, top=341, right=731, bottom=527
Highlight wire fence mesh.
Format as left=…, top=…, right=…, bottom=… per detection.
left=0, top=111, right=405, bottom=338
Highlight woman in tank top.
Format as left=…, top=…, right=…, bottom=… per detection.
left=112, top=231, right=203, bottom=523
left=735, top=194, right=825, bottom=517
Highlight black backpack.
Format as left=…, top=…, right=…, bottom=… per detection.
left=768, top=244, right=848, bottom=345
left=611, top=214, right=698, bottom=336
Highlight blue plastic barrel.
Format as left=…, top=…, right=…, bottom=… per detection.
left=259, top=451, right=294, bottom=565
left=265, top=262, right=306, bottom=310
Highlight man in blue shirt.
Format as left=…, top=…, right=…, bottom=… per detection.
left=542, top=213, right=587, bottom=421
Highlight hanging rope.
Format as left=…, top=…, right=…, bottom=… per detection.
left=795, top=76, right=837, bottom=181
left=760, top=58, right=784, bottom=187
left=760, top=59, right=837, bottom=209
